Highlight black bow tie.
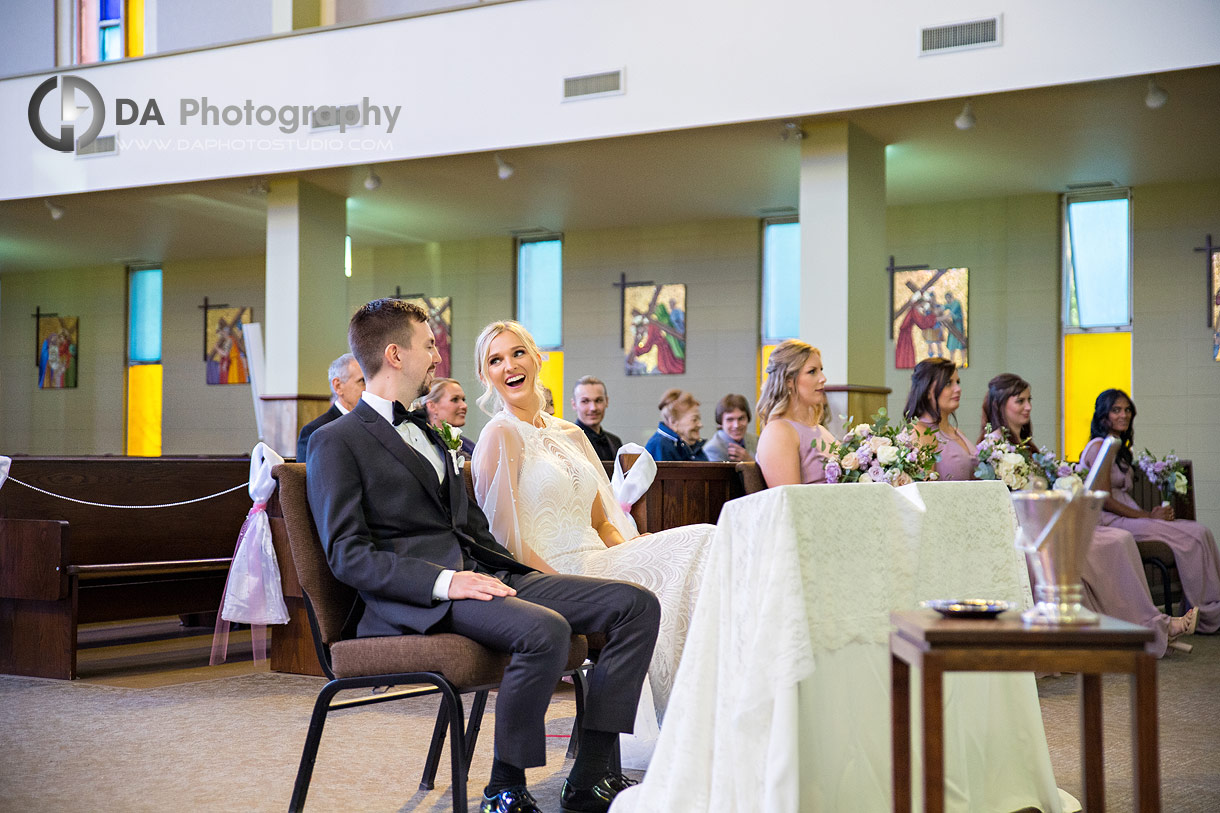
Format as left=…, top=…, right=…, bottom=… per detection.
left=391, top=401, right=430, bottom=430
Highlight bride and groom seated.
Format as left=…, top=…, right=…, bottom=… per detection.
left=305, top=299, right=715, bottom=813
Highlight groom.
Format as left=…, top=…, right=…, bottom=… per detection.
left=306, top=299, right=659, bottom=813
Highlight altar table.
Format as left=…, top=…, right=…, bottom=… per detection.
left=612, top=480, right=1063, bottom=813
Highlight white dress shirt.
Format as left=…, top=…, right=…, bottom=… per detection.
left=360, top=390, right=455, bottom=600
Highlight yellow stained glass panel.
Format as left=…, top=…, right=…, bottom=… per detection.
left=127, top=363, right=162, bottom=456
left=1063, top=332, right=1131, bottom=461
left=538, top=350, right=564, bottom=420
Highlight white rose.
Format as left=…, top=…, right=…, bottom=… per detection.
left=892, top=471, right=913, bottom=487
left=841, top=452, right=860, bottom=471
left=449, top=425, right=462, bottom=438
left=1000, top=452, right=1025, bottom=469
left=1001, top=469, right=1027, bottom=490
left=859, top=472, right=874, bottom=483
left=854, top=424, right=872, bottom=438
left=1053, top=475, right=1083, bottom=493
left=867, top=436, right=891, bottom=452
left=876, top=445, right=900, bottom=466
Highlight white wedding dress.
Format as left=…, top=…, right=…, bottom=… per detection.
left=472, top=411, right=715, bottom=721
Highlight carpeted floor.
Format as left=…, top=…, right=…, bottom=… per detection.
left=1, top=622, right=1217, bottom=812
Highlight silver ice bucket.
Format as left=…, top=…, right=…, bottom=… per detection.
left=1011, top=488, right=1107, bottom=625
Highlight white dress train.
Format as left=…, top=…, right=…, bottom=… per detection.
left=471, top=411, right=715, bottom=721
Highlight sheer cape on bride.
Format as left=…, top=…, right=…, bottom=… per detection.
left=472, top=411, right=637, bottom=566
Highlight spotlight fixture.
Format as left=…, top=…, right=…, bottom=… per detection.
left=245, top=178, right=270, bottom=197
left=1144, top=78, right=1168, bottom=110
left=954, top=101, right=976, bottom=131
left=363, top=166, right=382, bottom=191
left=495, top=154, right=514, bottom=180
left=44, top=200, right=65, bottom=220
left=780, top=121, right=805, bottom=142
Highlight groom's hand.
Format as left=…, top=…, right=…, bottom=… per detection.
left=448, top=572, right=517, bottom=601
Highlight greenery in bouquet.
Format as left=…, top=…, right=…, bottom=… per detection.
left=974, top=426, right=1032, bottom=489
left=822, top=407, right=940, bottom=486
left=1135, top=449, right=1188, bottom=501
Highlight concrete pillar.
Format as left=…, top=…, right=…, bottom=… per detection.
left=263, top=178, right=348, bottom=455
left=798, top=121, right=888, bottom=388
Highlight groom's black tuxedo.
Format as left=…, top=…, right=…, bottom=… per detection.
left=306, top=400, right=531, bottom=637
left=306, top=398, right=659, bottom=768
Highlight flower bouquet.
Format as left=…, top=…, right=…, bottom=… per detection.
left=974, top=426, right=1032, bottom=490
left=822, top=407, right=940, bottom=486
left=1031, top=445, right=1085, bottom=492
left=1135, top=449, right=1189, bottom=504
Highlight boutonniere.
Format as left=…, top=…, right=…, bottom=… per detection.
left=447, top=448, right=464, bottom=475
left=437, top=422, right=463, bottom=452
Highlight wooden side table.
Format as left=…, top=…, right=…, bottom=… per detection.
left=890, top=610, right=1158, bottom=813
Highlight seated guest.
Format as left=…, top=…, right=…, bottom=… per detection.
left=754, top=340, right=835, bottom=485
left=645, top=389, right=707, bottom=461
left=306, top=299, right=660, bottom=813
left=1081, top=388, right=1220, bottom=634
left=296, top=352, right=365, bottom=460
left=702, top=394, right=757, bottom=463
left=903, top=357, right=976, bottom=480
left=541, top=385, right=556, bottom=416
left=420, top=377, right=476, bottom=457
left=983, top=374, right=1196, bottom=656
left=571, top=376, right=623, bottom=461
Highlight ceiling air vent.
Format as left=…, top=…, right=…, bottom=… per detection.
left=563, top=69, right=624, bottom=102
left=920, top=16, right=1001, bottom=55
left=1065, top=180, right=1118, bottom=191
left=76, top=134, right=117, bottom=157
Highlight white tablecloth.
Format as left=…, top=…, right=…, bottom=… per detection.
left=612, top=480, right=1062, bottom=813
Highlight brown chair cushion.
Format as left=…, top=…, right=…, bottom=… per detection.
left=737, top=461, right=767, bottom=495
left=331, top=633, right=588, bottom=688
left=1136, top=539, right=1175, bottom=564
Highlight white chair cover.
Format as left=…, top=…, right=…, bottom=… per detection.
left=611, top=444, right=656, bottom=538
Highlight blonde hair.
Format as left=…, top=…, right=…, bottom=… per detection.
left=756, top=339, right=823, bottom=427
left=474, top=320, right=547, bottom=416
left=420, top=377, right=459, bottom=406
left=658, top=388, right=699, bottom=427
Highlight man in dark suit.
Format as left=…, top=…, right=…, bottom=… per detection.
left=296, top=353, right=365, bottom=460
left=571, top=376, right=623, bottom=461
left=306, top=300, right=659, bottom=813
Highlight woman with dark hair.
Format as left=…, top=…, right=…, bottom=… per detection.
left=986, top=376, right=1196, bottom=655
left=903, top=357, right=975, bottom=480
left=645, top=389, right=708, bottom=461
left=754, top=340, right=836, bottom=486
left=1081, top=389, right=1220, bottom=633
left=702, top=393, right=756, bottom=463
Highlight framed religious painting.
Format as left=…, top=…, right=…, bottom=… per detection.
left=37, top=315, right=79, bottom=388
left=404, top=296, right=453, bottom=378
left=205, top=306, right=253, bottom=385
left=1211, top=252, right=1219, bottom=361
left=891, top=267, right=969, bottom=369
left=624, top=283, right=686, bottom=376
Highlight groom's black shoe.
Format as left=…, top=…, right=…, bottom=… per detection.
left=480, top=786, right=542, bottom=813
left=559, top=772, right=639, bottom=813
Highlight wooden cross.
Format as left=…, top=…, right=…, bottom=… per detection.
left=1194, top=234, right=1220, bottom=328
left=198, top=297, right=231, bottom=361
left=611, top=271, right=655, bottom=348
left=31, top=305, right=59, bottom=366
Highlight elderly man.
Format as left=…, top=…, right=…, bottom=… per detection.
left=571, top=376, right=622, bottom=461
left=296, top=353, right=365, bottom=460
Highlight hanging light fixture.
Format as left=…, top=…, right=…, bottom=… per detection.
left=954, top=101, right=976, bottom=131
left=495, top=154, right=514, bottom=180
left=1144, top=78, right=1168, bottom=110
left=363, top=166, right=382, bottom=191
left=45, top=200, right=65, bottom=220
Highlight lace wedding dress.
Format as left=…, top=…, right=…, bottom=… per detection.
left=472, top=411, right=715, bottom=720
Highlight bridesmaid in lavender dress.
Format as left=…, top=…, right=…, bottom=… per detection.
left=981, top=374, right=1196, bottom=655
left=754, top=339, right=837, bottom=486
left=1081, top=389, right=1220, bottom=634
left=902, top=358, right=977, bottom=480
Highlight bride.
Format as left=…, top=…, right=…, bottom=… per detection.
left=470, top=320, right=715, bottom=722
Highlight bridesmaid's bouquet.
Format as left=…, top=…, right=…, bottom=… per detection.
left=1135, top=449, right=1188, bottom=502
left=822, top=408, right=939, bottom=486
left=1031, top=446, right=1085, bottom=492
left=974, top=427, right=1032, bottom=490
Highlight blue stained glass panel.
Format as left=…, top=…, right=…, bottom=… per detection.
left=517, top=239, right=562, bottom=348
left=100, top=0, right=122, bottom=22
left=762, top=221, right=801, bottom=341
left=129, top=269, right=162, bottom=363
left=1067, top=198, right=1130, bottom=328
left=100, top=24, right=123, bottom=61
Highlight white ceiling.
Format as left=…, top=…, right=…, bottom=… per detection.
left=1, top=65, right=1217, bottom=274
